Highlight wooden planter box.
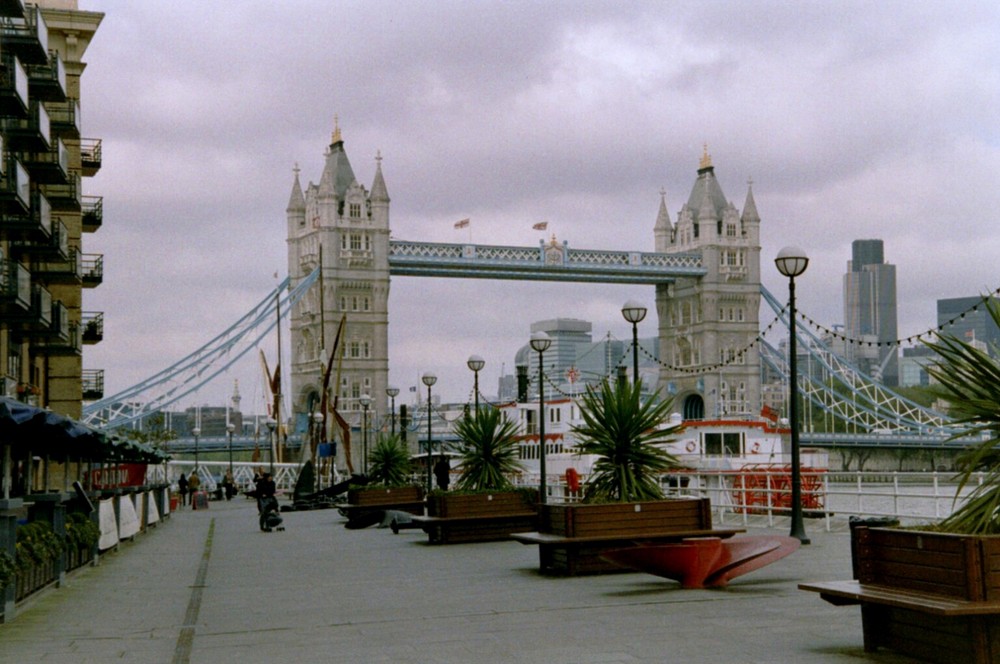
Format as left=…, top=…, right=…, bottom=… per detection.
left=417, top=490, right=539, bottom=544
left=851, top=526, right=1000, bottom=663
left=525, top=497, right=718, bottom=575
left=347, top=485, right=424, bottom=507
left=339, top=486, right=425, bottom=528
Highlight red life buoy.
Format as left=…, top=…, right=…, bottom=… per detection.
left=565, top=467, right=580, bottom=492
left=751, top=442, right=761, bottom=454
left=685, top=441, right=696, bottom=453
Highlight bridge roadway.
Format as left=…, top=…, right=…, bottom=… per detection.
left=0, top=500, right=914, bottom=663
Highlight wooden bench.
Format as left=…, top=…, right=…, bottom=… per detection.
left=411, top=511, right=539, bottom=544
left=799, top=525, right=1000, bottom=664
left=511, top=528, right=743, bottom=576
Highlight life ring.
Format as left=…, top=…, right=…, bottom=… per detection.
left=565, top=467, right=581, bottom=492
left=685, top=441, right=696, bottom=453
left=750, top=442, right=761, bottom=454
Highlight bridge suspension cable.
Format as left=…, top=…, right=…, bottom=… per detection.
left=82, top=269, right=320, bottom=430
left=759, top=286, right=955, bottom=437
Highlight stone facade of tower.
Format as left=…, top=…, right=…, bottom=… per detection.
left=286, top=127, right=391, bottom=451
left=654, top=151, right=762, bottom=419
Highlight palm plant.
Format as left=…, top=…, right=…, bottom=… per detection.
left=453, top=407, right=524, bottom=491
left=573, top=379, right=681, bottom=503
left=367, top=434, right=413, bottom=487
left=925, top=300, right=1000, bottom=534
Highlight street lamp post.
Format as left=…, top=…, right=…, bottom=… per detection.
left=421, top=373, right=437, bottom=494
left=226, top=423, right=235, bottom=476
left=621, top=300, right=648, bottom=386
left=265, top=417, right=276, bottom=474
left=775, top=245, right=810, bottom=545
left=311, top=411, right=323, bottom=486
left=530, top=331, right=552, bottom=504
left=386, top=386, right=400, bottom=436
left=467, top=355, right=485, bottom=415
left=192, top=427, right=201, bottom=472
left=359, top=394, right=371, bottom=475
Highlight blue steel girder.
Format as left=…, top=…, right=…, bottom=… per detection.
left=388, top=240, right=705, bottom=284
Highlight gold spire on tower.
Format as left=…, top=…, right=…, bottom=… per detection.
left=699, top=143, right=712, bottom=169
left=331, top=115, right=342, bottom=144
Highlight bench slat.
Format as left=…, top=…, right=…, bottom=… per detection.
left=799, top=580, right=1000, bottom=616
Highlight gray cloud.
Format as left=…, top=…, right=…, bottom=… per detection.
left=82, top=0, right=1000, bottom=410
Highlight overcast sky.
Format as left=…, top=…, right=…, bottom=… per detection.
left=80, top=0, right=1000, bottom=415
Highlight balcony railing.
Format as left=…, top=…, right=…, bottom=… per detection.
left=0, top=155, right=30, bottom=212
left=0, top=53, right=28, bottom=117
left=3, top=189, right=50, bottom=240
left=80, top=138, right=101, bottom=176
left=2, top=99, right=49, bottom=151
left=82, top=369, right=104, bottom=401
left=46, top=98, right=79, bottom=138
left=21, top=137, right=68, bottom=184
left=82, top=311, right=103, bottom=344
left=32, top=244, right=80, bottom=284
left=81, top=253, right=103, bottom=287
left=39, top=171, right=80, bottom=211
left=25, top=50, right=65, bottom=102
left=0, top=4, right=49, bottom=64
left=81, top=195, right=102, bottom=232
left=0, top=259, right=31, bottom=312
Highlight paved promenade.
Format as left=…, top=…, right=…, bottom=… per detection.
left=0, top=500, right=914, bottom=664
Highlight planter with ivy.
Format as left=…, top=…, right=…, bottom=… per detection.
left=64, top=512, right=100, bottom=571
left=515, top=380, right=737, bottom=575
left=802, top=301, right=1000, bottom=664
left=14, top=521, right=64, bottom=601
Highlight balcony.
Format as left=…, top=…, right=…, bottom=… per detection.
left=29, top=284, right=52, bottom=331
left=3, top=100, right=50, bottom=152
left=21, top=217, right=68, bottom=262
left=0, top=155, right=30, bottom=213
left=36, top=321, right=81, bottom=357
left=40, top=171, right=80, bottom=211
left=82, top=311, right=103, bottom=344
left=82, top=369, right=104, bottom=401
left=0, top=0, right=25, bottom=20
left=47, top=98, right=79, bottom=139
left=2, top=189, right=50, bottom=241
left=30, top=297, right=70, bottom=343
left=0, top=53, right=28, bottom=117
left=21, top=137, right=68, bottom=183
left=32, top=243, right=80, bottom=284
left=80, top=138, right=101, bottom=176
left=0, top=259, right=31, bottom=313
left=81, top=253, right=103, bottom=287
left=0, top=4, right=49, bottom=65
left=25, top=50, right=65, bottom=102
left=81, top=195, right=102, bottom=232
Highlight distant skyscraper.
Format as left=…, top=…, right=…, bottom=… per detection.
left=843, top=239, right=899, bottom=385
left=937, top=296, right=1000, bottom=355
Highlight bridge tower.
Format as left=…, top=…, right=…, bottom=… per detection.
left=655, top=149, right=762, bottom=419
left=286, top=123, right=391, bottom=441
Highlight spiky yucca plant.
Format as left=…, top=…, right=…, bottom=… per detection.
left=926, top=300, right=1000, bottom=534
left=367, top=435, right=413, bottom=487
left=573, top=379, right=681, bottom=503
left=454, top=407, right=524, bottom=491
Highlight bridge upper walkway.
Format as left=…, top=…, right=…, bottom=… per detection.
left=388, top=239, right=706, bottom=283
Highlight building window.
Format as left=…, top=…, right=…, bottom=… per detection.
left=363, top=297, right=370, bottom=311
left=727, top=223, right=737, bottom=237
left=341, top=235, right=348, bottom=250
left=350, top=234, right=362, bottom=250
left=349, top=341, right=360, bottom=358
left=352, top=296, right=358, bottom=311
left=349, top=203, right=361, bottom=218
left=363, top=341, right=371, bottom=358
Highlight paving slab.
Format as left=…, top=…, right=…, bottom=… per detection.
left=0, top=500, right=917, bottom=663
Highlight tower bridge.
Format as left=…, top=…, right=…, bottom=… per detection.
left=84, top=126, right=959, bottom=456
